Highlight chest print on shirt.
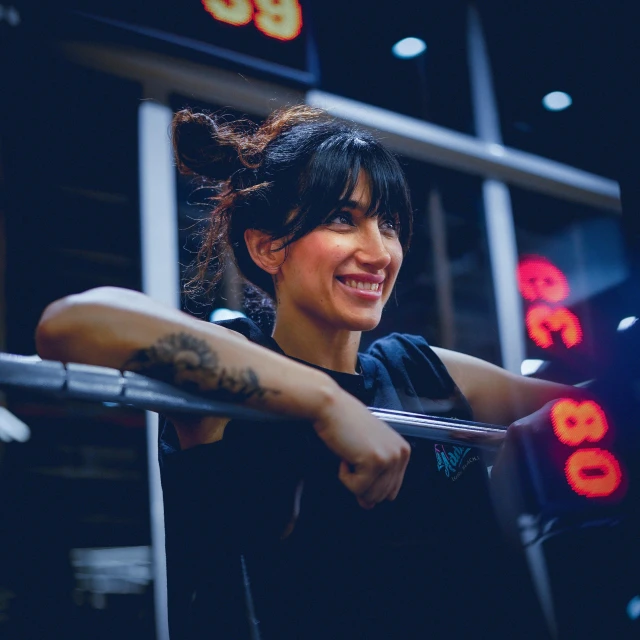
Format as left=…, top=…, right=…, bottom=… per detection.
left=434, top=444, right=479, bottom=481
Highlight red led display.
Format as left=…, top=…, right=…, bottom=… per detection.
left=564, top=448, right=622, bottom=498
left=551, top=399, right=608, bottom=446
left=517, top=256, right=570, bottom=303
left=254, top=0, right=303, bottom=41
left=202, top=0, right=303, bottom=41
left=550, top=398, right=624, bottom=499
left=519, top=258, right=625, bottom=500
left=517, top=256, right=583, bottom=350
left=526, top=305, right=583, bottom=349
left=202, top=0, right=252, bottom=26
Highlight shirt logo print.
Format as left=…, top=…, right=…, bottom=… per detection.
left=435, top=444, right=471, bottom=478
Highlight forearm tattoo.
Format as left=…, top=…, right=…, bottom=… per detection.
left=123, top=333, right=280, bottom=403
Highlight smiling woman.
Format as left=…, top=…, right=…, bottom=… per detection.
left=172, top=105, right=412, bottom=370
left=173, top=106, right=412, bottom=305
left=36, top=104, right=576, bottom=639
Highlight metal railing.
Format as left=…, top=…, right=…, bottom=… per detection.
left=0, top=353, right=506, bottom=450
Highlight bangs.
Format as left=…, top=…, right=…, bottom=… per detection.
left=286, top=130, right=413, bottom=250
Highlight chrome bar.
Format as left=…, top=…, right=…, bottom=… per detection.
left=0, top=354, right=506, bottom=450
left=370, top=408, right=505, bottom=450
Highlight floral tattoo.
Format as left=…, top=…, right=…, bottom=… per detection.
left=123, top=333, right=279, bottom=403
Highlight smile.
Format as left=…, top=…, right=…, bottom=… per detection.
left=342, top=279, right=381, bottom=292
left=336, top=276, right=384, bottom=300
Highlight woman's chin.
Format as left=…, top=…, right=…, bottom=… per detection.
left=340, top=312, right=382, bottom=332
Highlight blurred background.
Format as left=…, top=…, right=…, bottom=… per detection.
left=0, top=1, right=638, bottom=638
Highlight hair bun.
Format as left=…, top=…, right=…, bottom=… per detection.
left=172, top=110, right=245, bottom=181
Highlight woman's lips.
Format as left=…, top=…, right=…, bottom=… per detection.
left=336, top=276, right=384, bottom=300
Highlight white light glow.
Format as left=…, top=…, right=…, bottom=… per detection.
left=521, top=359, right=546, bottom=376
left=542, top=91, right=572, bottom=112
left=617, top=316, right=638, bottom=332
left=627, top=595, right=640, bottom=620
left=392, top=37, right=427, bottom=59
left=210, top=308, right=247, bottom=323
left=0, top=407, right=31, bottom=442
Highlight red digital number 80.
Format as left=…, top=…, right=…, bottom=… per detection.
left=551, top=398, right=623, bottom=498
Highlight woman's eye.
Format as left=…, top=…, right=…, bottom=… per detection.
left=379, top=218, right=398, bottom=233
left=326, top=212, right=353, bottom=226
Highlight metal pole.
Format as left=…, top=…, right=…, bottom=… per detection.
left=428, top=189, right=456, bottom=349
left=467, top=4, right=526, bottom=373
left=306, top=89, right=621, bottom=213
left=138, top=99, right=178, bottom=640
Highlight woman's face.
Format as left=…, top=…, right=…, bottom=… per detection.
left=276, top=172, right=404, bottom=332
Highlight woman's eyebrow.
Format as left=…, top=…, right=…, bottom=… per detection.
left=341, top=198, right=374, bottom=212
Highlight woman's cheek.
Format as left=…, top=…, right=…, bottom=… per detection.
left=389, top=243, right=403, bottom=274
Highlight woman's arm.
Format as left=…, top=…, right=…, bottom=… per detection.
left=432, top=347, right=583, bottom=426
left=36, top=287, right=410, bottom=509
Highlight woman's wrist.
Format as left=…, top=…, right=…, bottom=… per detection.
left=295, top=370, right=345, bottom=425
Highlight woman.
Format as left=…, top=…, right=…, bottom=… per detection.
left=36, top=105, right=569, bottom=638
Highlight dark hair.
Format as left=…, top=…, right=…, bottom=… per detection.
left=172, top=105, right=413, bottom=308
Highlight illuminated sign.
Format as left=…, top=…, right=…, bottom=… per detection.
left=518, top=256, right=569, bottom=303
left=517, top=255, right=583, bottom=350
left=565, top=449, right=622, bottom=498
left=518, top=257, right=626, bottom=502
left=550, top=398, right=623, bottom=499
left=526, top=306, right=582, bottom=349
left=65, top=0, right=316, bottom=85
left=202, top=0, right=303, bottom=41
left=551, top=399, right=608, bottom=446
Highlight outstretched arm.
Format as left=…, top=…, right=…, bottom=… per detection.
left=36, top=287, right=410, bottom=509
left=432, top=348, right=583, bottom=426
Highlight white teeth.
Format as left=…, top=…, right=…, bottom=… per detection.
left=341, top=279, right=381, bottom=291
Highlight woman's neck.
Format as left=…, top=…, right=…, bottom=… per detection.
left=272, top=311, right=362, bottom=374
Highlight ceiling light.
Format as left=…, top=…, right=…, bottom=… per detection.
left=392, top=37, right=427, bottom=59
left=627, top=596, right=640, bottom=621
left=542, top=91, right=573, bottom=111
left=617, top=316, right=638, bottom=332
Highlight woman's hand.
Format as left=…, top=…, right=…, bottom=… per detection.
left=312, top=388, right=411, bottom=510
left=492, top=398, right=559, bottom=482
left=490, top=399, right=564, bottom=545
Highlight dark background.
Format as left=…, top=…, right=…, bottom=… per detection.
left=0, top=1, right=638, bottom=638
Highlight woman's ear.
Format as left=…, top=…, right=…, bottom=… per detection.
left=244, top=229, right=285, bottom=274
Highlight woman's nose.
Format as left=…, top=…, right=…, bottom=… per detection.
left=356, top=225, right=391, bottom=270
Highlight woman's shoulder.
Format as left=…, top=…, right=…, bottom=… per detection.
left=213, top=315, right=275, bottom=349
left=364, top=332, right=440, bottom=371
left=363, top=333, right=473, bottom=418
left=363, top=332, right=452, bottom=387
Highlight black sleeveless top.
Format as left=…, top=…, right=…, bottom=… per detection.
left=158, top=318, right=536, bottom=639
